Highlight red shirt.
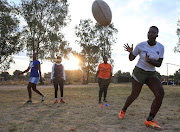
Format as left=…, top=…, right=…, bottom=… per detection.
left=98, top=63, right=112, bottom=79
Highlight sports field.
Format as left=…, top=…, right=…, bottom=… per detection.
left=0, top=83, right=179, bottom=132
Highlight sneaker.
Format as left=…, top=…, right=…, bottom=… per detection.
left=118, top=110, right=126, bottom=119
left=60, top=99, right=65, bottom=103
left=41, top=95, right=46, bottom=102
left=103, top=99, right=108, bottom=102
left=26, top=100, right=32, bottom=104
left=99, top=101, right=102, bottom=104
left=54, top=100, right=58, bottom=103
left=145, top=119, right=162, bottom=130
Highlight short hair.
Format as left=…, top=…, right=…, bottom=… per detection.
left=57, top=56, right=62, bottom=60
left=150, top=26, right=159, bottom=33
left=103, top=56, right=107, bottom=59
left=33, top=53, right=38, bottom=57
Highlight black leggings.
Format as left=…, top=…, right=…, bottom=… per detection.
left=53, top=79, right=64, bottom=98
left=98, top=77, right=111, bottom=101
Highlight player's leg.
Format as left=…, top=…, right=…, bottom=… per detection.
left=31, top=83, right=46, bottom=102
left=98, top=77, right=104, bottom=103
left=59, top=79, right=65, bottom=103
left=32, top=83, right=43, bottom=96
left=123, top=78, right=143, bottom=110
left=144, top=77, right=164, bottom=129
left=27, top=82, right=33, bottom=103
left=146, top=77, right=164, bottom=120
left=53, top=79, right=58, bottom=103
left=103, top=79, right=110, bottom=102
left=118, top=78, right=143, bottom=119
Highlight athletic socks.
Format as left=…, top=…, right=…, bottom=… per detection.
left=55, top=98, right=63, bottom=100
left=147, top=113, right=155, bottom=121
left=122, top=108, right=127, bottom=112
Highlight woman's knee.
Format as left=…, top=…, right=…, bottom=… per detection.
left=54, top=87, right=58, bottom=91
left=32, top=88, right=37, bottom=91
left=129, top=93, right=139, bottom=100
left=155, top=87, right=165, bottom=99
left=99, top=87, right=104, bottom=92
left=32, top=86, right=37, bottom=91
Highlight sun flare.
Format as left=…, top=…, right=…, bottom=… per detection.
left=63, top=55, right=80, bottom=70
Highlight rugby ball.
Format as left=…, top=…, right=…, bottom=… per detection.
left=92, top=0, right=112, bottom=26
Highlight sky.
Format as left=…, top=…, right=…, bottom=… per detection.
left=7, top=0, right=180, bottom=76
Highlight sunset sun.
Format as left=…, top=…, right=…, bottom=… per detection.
left=63, top=54, right=80, bottom=70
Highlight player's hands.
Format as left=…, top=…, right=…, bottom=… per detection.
left=94, top=78, right=97, bottom=83
left=40, top=78, right=43, bottom=83
left=124, top=43, right=133, bottom=53
left=145, top=53, right=150, bottom=62
left=110, top=76, right=113, bottom=83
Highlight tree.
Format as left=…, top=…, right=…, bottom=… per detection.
left=19, top=0, right=71, bottom=60
left=0, top=0, right=22, bottom=71
left=174, top=69, right=180, bottom=82
left=75, top=19, right=118, bottom=83
left=13, top=70, right=24, bottom=79
left=25, top=72, right=30, bottom=79
left=65, top=70, right=82, bottom=84
left=1, top=72, right=12, bottom=80
left=75, top=19, right=99, bottom=83
left=114, top=70, right=131, bottom=83
left=174, top=19, right=180, bottom=53
left=94, top=23, right=118, bottom=64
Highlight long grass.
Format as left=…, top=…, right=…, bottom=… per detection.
left=0, top=83, right=180, bottom=132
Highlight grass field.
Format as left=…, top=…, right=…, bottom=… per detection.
left=0, top=83, right=180, bottom=132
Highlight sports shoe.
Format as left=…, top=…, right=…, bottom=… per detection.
left=26, top=100, right=32, bottom=104
left=103, top=99, right=108, bottom=102
left=145, top=119, right=162, bottom=130
left=118, top=110, right=126, bottom=119
left=54, top=100, right=58, bottom=103
left=60, top=99, right=65, bottom=103
left=41, top=95, right=46, bottom=102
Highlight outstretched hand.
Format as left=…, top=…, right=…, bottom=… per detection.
left=124, top=43, right=133, bottom=53
left=94, top=78, right=96, bottom=83
left=18, top=72, right=22, bottom=76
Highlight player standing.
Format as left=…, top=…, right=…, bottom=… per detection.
left=51, top=56, right=66, bottom=103
left=95, top=56, right=112, bottom=104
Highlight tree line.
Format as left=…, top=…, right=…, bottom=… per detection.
left=0, top=69, right=131, bottom=84
left=1, top=0, right=180, bottom=84
left=0, top=0, right=117, bottom=83
left=2, top=68, right=180, bottom=84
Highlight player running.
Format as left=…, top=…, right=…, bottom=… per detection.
left=18, top=53, right=46, bottom=103
left=119, top=26, right=164, bottom=130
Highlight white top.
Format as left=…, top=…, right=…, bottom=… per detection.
left=51, top=63, right=66, bottom=80
left=132, top=41, right=164, bottom=71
